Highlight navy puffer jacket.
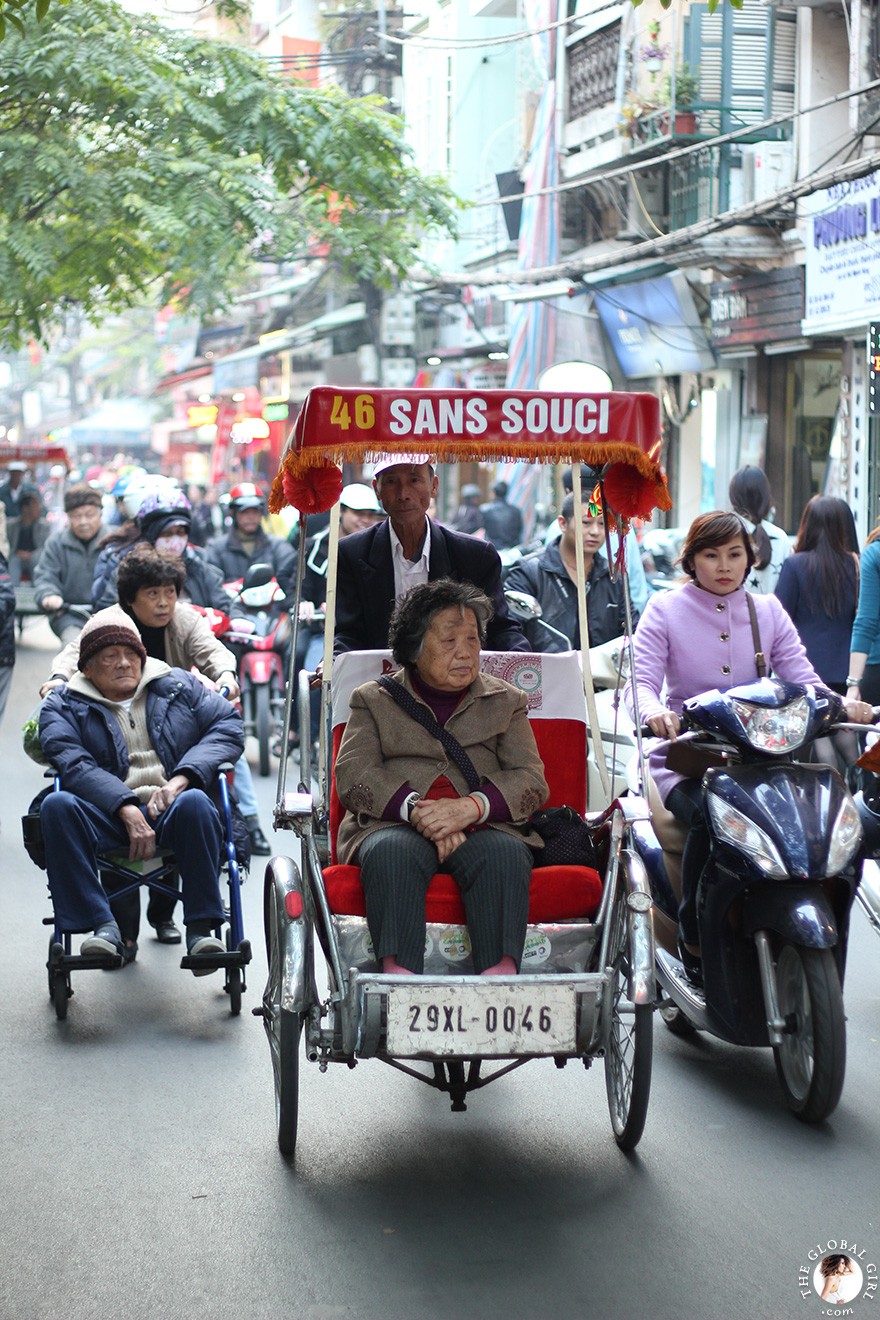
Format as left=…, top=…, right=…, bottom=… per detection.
left=39, top=667, right=245, bottom=819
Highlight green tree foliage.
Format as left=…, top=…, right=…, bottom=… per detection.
left=0, top=0, right=457, bottom=344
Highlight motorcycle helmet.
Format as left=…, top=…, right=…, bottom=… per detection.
left=111, top=467, right=147, bottom=499
left=121, top=474, right=178, bottom=522
left=229, top=482, right=265, bottom=514
left=137, top=489, right=193, bottom=542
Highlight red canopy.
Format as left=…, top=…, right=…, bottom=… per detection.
left=271, top=387, right=669, bottom=518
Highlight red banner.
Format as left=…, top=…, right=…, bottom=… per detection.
left=272, top=387, right=670, bottom=516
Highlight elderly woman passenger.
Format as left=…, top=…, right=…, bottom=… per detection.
left=335, top=579, right=549, bottom=976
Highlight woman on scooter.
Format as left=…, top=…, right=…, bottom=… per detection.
left=624, top=510, right=873, bottom=983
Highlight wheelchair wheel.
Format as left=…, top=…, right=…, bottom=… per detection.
left=604, top=891, right=653, bottom=1151
left=47, top=940, right=70, bottom=1020
left=263, top=871, right=301, bottom=1157
left=225, top=931, right=243, bottom=1016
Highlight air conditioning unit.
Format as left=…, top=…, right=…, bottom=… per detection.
left=740, top=142, right=794, bottom=206
left=381, top=357, right=416, bottom=388
left=381, top=293, right=417, bottom=347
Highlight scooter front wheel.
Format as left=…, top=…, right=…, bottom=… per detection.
left=772, top=944, right=845, bottom=1124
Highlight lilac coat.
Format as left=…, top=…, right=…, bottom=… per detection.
left=624, top=581, right=821, bottom=803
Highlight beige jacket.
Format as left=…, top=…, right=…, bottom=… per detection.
left=50, top=602, right=237, bottom=682
left=335, top=668, right=549, bottom=865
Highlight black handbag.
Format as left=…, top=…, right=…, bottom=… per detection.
left=377, top=677, right=596, bottom=867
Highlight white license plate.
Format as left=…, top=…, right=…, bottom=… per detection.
left=385, top=982, right=576, bottom=1057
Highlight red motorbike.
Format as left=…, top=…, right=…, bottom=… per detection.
left=222, top=564, right=291, bottom=775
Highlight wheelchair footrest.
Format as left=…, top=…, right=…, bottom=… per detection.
left=49, top=951, right=124, bottom=972
left=180, top=939, right=252, bottom=972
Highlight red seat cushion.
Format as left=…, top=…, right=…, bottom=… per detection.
left=323, top=863, right=602, bottom=924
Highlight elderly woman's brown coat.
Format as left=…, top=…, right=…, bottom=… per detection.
left=335, top=667, right=549, bottom=864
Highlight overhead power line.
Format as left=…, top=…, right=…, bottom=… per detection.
left=413, top=148, right=880, bottom=288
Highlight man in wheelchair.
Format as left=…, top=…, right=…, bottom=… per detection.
left=38, top=608, right=245, bottom=970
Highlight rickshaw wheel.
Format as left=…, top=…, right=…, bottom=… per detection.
left=604, top=894, right=652, bottom=1151
left=264, top=871, right=301, bottom=1157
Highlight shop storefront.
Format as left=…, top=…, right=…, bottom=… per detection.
left=801, top=175, right=879, bottom=535
left=709, top=264, right=851, bottom=533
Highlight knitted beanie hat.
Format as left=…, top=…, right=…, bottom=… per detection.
left=78, top=606, right=147, bottom=671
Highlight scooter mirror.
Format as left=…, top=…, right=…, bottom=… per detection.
left=241, top=562, right=274, bottom=592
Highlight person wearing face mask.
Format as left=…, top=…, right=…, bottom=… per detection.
left=91, top=490, right=231, bottom=614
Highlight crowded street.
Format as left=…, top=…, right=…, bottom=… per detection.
left=1, top=616, right=878, bottom=1320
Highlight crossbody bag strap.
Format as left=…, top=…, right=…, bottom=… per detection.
left=377, top=675, right=482, bottom=792
left=745, top=591, right=767, bottom=678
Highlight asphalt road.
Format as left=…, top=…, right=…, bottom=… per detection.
left=1, top=618, right=878, bottom=1320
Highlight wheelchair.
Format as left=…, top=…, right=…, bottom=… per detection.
left=23, top=764, right=252, bottom=1020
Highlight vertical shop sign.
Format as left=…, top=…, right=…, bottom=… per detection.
left=868, top=323, right=880, bottom=414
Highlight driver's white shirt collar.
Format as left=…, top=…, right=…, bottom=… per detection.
left=389, top=517, right=431, bottom=603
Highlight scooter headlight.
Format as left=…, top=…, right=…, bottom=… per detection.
left=706, top=792, right=788, bottom=877
left=826, top=795, right=863, bottom=874
left=728, top=696, right=810, bottom=753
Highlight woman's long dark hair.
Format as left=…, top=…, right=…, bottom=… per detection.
left=729, top=466, right=773, bottom=570
left=793, top=495, right=857, bottom=617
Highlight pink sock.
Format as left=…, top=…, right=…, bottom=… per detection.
left=480, top=956, right=517, bottom=976
left=382, top=956, right=415, bottom=975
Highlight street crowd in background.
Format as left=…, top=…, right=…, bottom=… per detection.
left=4, top=449, right=879, bottom=792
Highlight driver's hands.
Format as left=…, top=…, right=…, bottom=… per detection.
left=298, top=601, right=316, bottom=624
left=118, top=803, right=157, bottom=861
left=40, top=594, right=63, bottom=613
left=843, top=698, right=874, bottom=724
left=647, top=711, right=681, bottom=739
left=144, top=774, right=190, bottom=822
left=39, top=677, right=65, bottom=699
left=216, top=670, right=240, bottom=701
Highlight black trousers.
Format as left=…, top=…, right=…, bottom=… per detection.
left=666, top=779, right=710, bottom=948
left=357, top=825, right=532, bottom=974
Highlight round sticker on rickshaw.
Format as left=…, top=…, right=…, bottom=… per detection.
left=439, top=927, right=471, bottom=962
left=521, top=930, right=551, bottom=966
left=511, top=665, right=541, bottom=695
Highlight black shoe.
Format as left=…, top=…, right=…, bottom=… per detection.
left=153, top=920, right=182, bottom=945
left=249, top=825, right=271, bottom=856
left=677, top=940, right=704, bottom=990
left=121, top=941, right=138, bottom=966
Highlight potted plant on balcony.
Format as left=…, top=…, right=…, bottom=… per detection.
left=617, top=91, right=657, bottom=144
left=659, top=63, right=700, bottom=135
left=640, top=20, right=669, bottom=78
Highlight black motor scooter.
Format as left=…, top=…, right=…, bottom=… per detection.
left=627, top=677, right=867, bottom=1123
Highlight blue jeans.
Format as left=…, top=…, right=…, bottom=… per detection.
left=42, top=789, right=225, bottom=935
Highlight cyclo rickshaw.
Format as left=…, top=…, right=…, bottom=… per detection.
left=256, top=386, right=671, bottom=1156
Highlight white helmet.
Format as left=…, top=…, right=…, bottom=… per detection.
left=121, top=474, right=179, bottom=522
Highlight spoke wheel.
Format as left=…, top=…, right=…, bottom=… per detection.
left=772, top=943, right=845, bottom=1123
left=256, top=684, right=272, bottom=777
left=263, top=873, right=301, bottom=1157
left=604, top=896, right=653, bottom=1151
